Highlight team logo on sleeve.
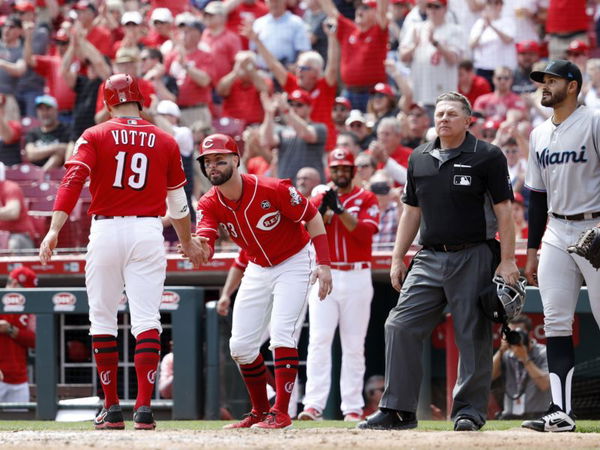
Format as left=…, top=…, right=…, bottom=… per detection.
left=261, top=200, right=271, bottom=209
left=72, top=137, right=88, bottom=156
left=288, top=187, right=303, bottom=206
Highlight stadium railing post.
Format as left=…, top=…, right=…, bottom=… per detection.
left=36, top=313, right=58, bottom=420
left=204, top=301, right=220, bottom=420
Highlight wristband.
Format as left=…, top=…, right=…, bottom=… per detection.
left=312, top=233, right=331, bottom=266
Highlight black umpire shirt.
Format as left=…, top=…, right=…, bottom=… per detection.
left=402, top=132, right=513, bottom=246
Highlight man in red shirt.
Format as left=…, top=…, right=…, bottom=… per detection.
left=546, top=0, right=589, bottom=60
left=0, top=163, right=36, bottom=251
left=72, top=0, right=114, bottom=58
left=140, top=8, right=174, bottom=49
left=193, top=133, right=332, bottom=429
left=368, top=117, right=411, bottom=186
left=0, top=267, right=37, bottom=403
left=473, top=66, right=527, bottom=122
left=38, top=74, right=204, bottom=431
left=458, top=59, right=492, bottom=108
left=242, top=16, right=339, bottom=149
left=225, top=0, right=269, bottom=49
left=319, top=0, right=389, bottom=112
left=299, top=147, right=379, bottom=422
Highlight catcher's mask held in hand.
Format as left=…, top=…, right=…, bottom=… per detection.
left=479, top=275, right=527, bottom=323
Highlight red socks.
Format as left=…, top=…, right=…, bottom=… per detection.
left=134, top=329, right=161, bottom=410
left=273, top=347, right=298, bottom=415
left=239, top=354, right=270, bottom=414
left=92, top=335, right=119, bottom=408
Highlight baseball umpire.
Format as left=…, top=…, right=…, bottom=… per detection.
left=358, top=91, right=519, bottom=431
left=522, top=60, right=600, bottom=432
left=39, top=74, right=205, bottom=430
left=191, top=133, right=333, bottom=429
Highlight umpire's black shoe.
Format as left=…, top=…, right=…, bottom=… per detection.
left=94, top=404, right=125, bottom=430
left=357, top=409, right=417, bottom=430
left=133, top=405, right=156, bottom=430
left=454, top=416, right=481, bottom=431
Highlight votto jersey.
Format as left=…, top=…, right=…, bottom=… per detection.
left=65, top=118, right=187, bottom=216
left=311, top=186, right=380, bottom=262
left=0, top=314, right=35, bottom=384
left=196, top=174, right=318, bottom=267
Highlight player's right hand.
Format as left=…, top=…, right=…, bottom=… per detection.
left=390, top=259, right=408, bottom=292
left=524, top=248, right=539, bottom=287
left=39, top=230, right=59, bottom=265
left=179, top=236, right=210, bottom=268
left=311, top=265, right=332, bottom=300
left=216, top=297, right=231, bottom=316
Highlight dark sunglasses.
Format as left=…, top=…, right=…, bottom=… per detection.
left=504, top=149, right=519, bottom=154
left=367, top=387, right=385, bottom=396
left=356, top=163, right=373, bottom=169
left=426, top=3, right=443, bottom=9
left=153, top=20, right=168, bottom=25
left=333, top=105, right=349, bottom=112
left=288, top=101, right=305, bottom=108
left=298, top=65, right=314, bottom=72
left=349, top=122, right=364, bottom=128
left=495, top=76, right=511, bottom=81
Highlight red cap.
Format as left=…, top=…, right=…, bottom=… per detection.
left=9, top=266, right=38, bottom=288
left=567, top=39, right=589, bottom=55
left=73, top=0, right=96, bottom=12
left=409, top=102, right=427, bottom=113
left=335, top=96, right=352, bottom=110
left=328, top=147, right=355, bottom=167
left=513, top=192, right=525, bottom=205
left=199, top=133, right=239, bottom=157
left=483, top=119, right=500, bottom=130
left=372, top=82, right=395, bottom=97
left=360, top=0, right=378, bottom=8
left=289, top=89, right=312, bottom=106
left=103, top=74, right=144, bottom=109
left=14, top=1, right=35, bottom=13
left=516, top=40, right=540, bottom=54
left=53, top=28, right=69, bottom=42
left=426, top=0, right=447, bottom=5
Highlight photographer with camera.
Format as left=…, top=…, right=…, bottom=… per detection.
left=492, top=314, right=551, bottom=419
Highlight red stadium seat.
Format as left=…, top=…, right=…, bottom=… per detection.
left=21, top=181, right=59, bottom=198
left=4, top=163, right=44, bottom=184
left=212, top=117, right=246, bottom=142
left=45, top=166, right=66, bottom=182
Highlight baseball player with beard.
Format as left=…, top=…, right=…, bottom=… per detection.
left=299, top=147, right=379, bottom=422
left=523, top=60, right=600, bottom=432
left=38, top=74, right=205, bottom=430
left=191, top=133, right=332, bottom=430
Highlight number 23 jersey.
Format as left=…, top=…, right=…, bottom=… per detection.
left=66, top=117, right=187, bottom=216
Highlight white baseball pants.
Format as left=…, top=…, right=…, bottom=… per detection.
left=0, top=381, right=29, bottom=402
left=303, top=268, right=373, bottom=415
left=85, top=217, right=166, bottom=338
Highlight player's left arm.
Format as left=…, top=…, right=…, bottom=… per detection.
left=306, top=212, right=333, bottom=300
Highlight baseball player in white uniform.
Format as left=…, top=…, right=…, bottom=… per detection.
left=523, top=60, right=600, bottom=432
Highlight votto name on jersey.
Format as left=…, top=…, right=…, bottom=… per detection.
left=537, top=146, right=588, bottom=169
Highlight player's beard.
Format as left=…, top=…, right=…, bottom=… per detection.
left=208, top=165, right=234, bottom=186
left=541, top=88, right=567, bottom=107
left=333, top=176, right=351, bottom=189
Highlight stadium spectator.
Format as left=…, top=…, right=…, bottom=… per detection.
left=468, top=111, right=486, bottom=140
left=201, top=1, right=242, bottom=84
left=457, top=59, right=492, bottom=108
left=111, top=11, right=144, bottom=56
left=370, top=170, right=400, bottom=246
left=362, top=374, right=385, bottom=418
left=367, top=83, right=399, bottom=134
left=241, top=125, right=274, bottom=176
left=140, top=47, right=178, bottom=102
left=473, top=66, right=527, bottom=122
left=505, top=0, right=542, bottom=44
left=492, top=314, right=550, bottom=419
left=565, top=39, right=590, bottom=78
left=72, top=0, right=113, bottom=58
left=158, top=341, right=173, bottom=399
left=319, top=0, right=389, bottom=112
left=259, top=90, right=327, bottom=181
left=140, top=8, right=175, bottom=50
left=501, top=136, right=526, bottom=193
left=353, top=153, right=377, bottom=188
left=303, top=0, right=328, bottom=60
left=217, top=50, right=270, bottom=124
left=401, top=0, right=427, bottom=41
left=368, top=117, right=411, bottom=185
left=388, top=0, right=412, bottom=53
left=345, top=110, right=374, bottom=150
left=512, top=40, right=540, bottom=95
left=24, top=95, right=70, bottom=171
left=23, top=26, right=75, bottom=123
left=511, top=192, right=528, bottom=240
left=480, top=118, right=500, bottom=142
left=0, top=15, right=26, bottom=122
left=0, top=266, right=36, bottom=403
left=243, top=17, right=339, bottom=150
left=295, top=167, right=322, bottom=197
left=0, top=163, right=36, bottom=251
left=332, top=97, right=351, bottom=134
left=584, top=58, right=600, bottom=110
left=165, top=17, right=214, bottom=130
left=545, top=0, right=588, bottom=60
left=336, top=130, right=362, bottom=156
left=402, top=103, right=430, bottom=149
left=224, top=0, right=269, bottom=49
left=95, top=0, right=125, bottom=42
left=251, top=0, right=311, bottom=69
left=469, top=0, right=516, bottom=86
left=400, top=0, right=465, bottom=113
left=0, top=94, right=23, bottom=166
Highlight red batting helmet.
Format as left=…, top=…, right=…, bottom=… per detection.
left=103, top=73, right=144, bottom=110
left=197, top=133, right=240, bottom=177
left=328, top=147, right=355, bottom=167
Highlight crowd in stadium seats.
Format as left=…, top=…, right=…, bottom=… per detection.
left=0, top=0, right=597, bottom=253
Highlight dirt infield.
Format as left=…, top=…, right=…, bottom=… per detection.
left=1, top=427, right=600, bottom=449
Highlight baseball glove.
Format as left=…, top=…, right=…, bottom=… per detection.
left=567, top=227, right=600, bottom=269
left=322, top=189, right=345, bottom=214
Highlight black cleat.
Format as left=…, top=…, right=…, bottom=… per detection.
left=357, top=409, right=417, bottom=430
left=454, top=416, right=481, bottom=431
left=94, top=404, right=125, bottom=430
left=133, top=405, right=156, bottom=430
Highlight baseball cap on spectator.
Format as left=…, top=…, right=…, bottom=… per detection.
left=73, top=0, right=97, bottom=13
left=176, top=12, right=197, bottom=26
left=345, top=109, right=367, bottom=127
left=566, top=39, right=589, bottom=56
left=35, top=94, right=58, bottom=108
left=483, top=119, right=500, bottom=130
left=409, top=102, right=427, bottom=114
left=157, top=100, right=181, bottom=118
left=114, top=46, right=140, bottom=64
left=516, top=40, right=540, bottom=54
left=288, top=89, right=312, bottom=106
left=513, top=192, right=525, bottom=205
left=8, top=266, right=38, bottom=288
left=53, top=28, right=69, bottom=43
left=151, top=7, right=174, bottom=24
left=360, top=0, right=378, bottom=8
left=372, top=82, right=395, bottom=97
left=335, top=97, right=352, bottom=110
left=13, top=1, right=35, bottom=13
left=121, top=11, right=143, bottom=26
left=530, top=59, right=583, bottom=91
left=106, top=0, right=125, bottom=13
left=204, top=1, right=226, bottom=15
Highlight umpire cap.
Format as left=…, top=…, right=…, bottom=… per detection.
left=530, top=59, right=582, bottom=91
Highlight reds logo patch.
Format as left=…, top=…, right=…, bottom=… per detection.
left=100, top=370, right=111, bottom=385
left=203, top=138, right=214, bottom=149
left=284, top=381, right=295, bottom=393
left=147, top=369, right=157, bottom=384
left=257, top=211, right=281, bottom=231
left=289, top=186, right=303, bottom=206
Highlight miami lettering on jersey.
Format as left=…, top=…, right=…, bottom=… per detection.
left=536, top=146, right=588, bottom=169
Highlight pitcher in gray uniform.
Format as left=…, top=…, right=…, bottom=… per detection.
left=523, top=60, right=600, bottom=433
left=358, top=91, right=519, bottom=432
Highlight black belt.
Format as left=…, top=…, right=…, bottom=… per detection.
left=94, top=215, right=159, bottom=220
left=550, top=212, right=600, bottom=221
left=179, top=103, right=207, bottom=110
left=423, top=242, right=483, bottom=252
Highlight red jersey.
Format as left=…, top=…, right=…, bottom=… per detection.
left=166, top=49, right=215, bottom=106
left=459, top=74, right=492, bottom=108
left=0, top=181, right=36, bottom=238
left=222, top=77, right=268, bottom=124
left=140, top=30, right=171, bottom=49
left=0, top=314, right=35, bottom=384
left=336, top=15, right=388, bottom=87
left=226, top=0, right=269, bottom=49
left=62, top=118, right=186, bottom=217
left=233, top=248, right=250, bottom=271
left=311, top=186, right=379, bottom=262
left=200, top=28, right=242, bottom=83
left=33, top=55, right=76, bottom=111
left=546, top=0, right=588, bottom=34
left=86, top=26, right=114, bottom=58
left=95, top=79, right=155, bottom=113
left=196, top=174, right=317, bottom=267
left=284, top=73, right=337, bottom=150
left=472, top=92, right=527, bottom=122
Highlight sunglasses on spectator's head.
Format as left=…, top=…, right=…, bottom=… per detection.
left=426, top=3, right=443, bottom=9
left=288, top=101, right=305, bottom=108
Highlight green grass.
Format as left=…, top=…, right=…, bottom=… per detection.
left=0, top=420, right=599, bottom=433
